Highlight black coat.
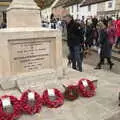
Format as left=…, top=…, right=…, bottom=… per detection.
left=100, top=29, right=112, bottom=58
left=67, top=20, right=83, bottom=47
left=85, top=25, right=93, bottom=46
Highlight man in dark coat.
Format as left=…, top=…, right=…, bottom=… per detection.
left=65, top=15, right=84, bottom=72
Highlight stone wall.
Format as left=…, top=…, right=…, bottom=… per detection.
left=0, top=28, right=62, bottom=77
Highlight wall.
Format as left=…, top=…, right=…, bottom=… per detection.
left=41, top=7, right=52, bottom=22
left=79, top=4, right=97, bottom=19
left=0, top=28, right=63, bottom=77
left=68, top=4, right=79, bottom=19
left=52, top=6, right=69, bottom=19
left=105, top=0, right=116, bottom=11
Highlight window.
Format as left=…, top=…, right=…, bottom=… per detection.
left=108, top=1, right=113, bottom=8
left=77, top=4, right=79, bottom=12
left=88, top=5, right=91, bottom=11
left=72, top=6, right=74, bottom=13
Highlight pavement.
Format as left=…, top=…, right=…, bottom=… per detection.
left=0, top=61, right=120, bottom=120
left=0, top=41, right=119, bottom=120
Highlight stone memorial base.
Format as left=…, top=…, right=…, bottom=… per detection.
left=0, top=28, right=63, bottom=91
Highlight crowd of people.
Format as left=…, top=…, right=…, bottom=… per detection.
left=42, top=14, right=120, bottom=72
left=63, top=15, right=120, bottom=72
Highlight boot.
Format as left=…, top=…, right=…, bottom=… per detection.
left=94, top=64, right=101, bottom=70
left=110, top=63, right=114, bottom=70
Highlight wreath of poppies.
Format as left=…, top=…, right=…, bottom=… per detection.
left=78, top=78, right=96, bottom=97
left=42, top=89, right=64, bottom=108
left=20, top=90, right=42, bottom=115
left=0, top=95, right=21, bottom=120
left=63, top=85, right=79, bottom=101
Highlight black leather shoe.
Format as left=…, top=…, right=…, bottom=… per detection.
left=110, top=63, right=114, bottom=70
left=94, top=66, right=101, bottom=70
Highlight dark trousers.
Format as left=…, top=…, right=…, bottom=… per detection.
left=97, top=57, right=112, bottom=67
left=116, top=37, right=120, bottom=46
left=69, top=46, right=83, bottom=71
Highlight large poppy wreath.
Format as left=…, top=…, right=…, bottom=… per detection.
left=20, top=90, right=42, bottom=115
left=78, top=78, right=96, bottom=97
left=63, top=85, right=79, bottom=101
left=42, top=89, right=64, bottom=108
left=0, top=95, right=21, bottom=120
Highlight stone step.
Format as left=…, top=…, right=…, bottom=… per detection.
left=0, top=62, right=120, bottom=120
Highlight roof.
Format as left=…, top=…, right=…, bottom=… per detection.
left=64, top=0, right=83, bottom=7
left=80, top=0, right=110, bottom=7
left=53, top=0, right=68, bottom=8
left=34, top=0, right=55, bottom=9
left=54, top=0, right=83, bottom=8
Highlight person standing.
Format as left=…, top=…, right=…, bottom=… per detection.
left=65, top=15, right=83, bottom=72
left=95, top=20, right=115, bottom=70
left=92, top=17, right=98, bottom=28
left=92, top=26, right=99, bottom=47
left=115, top=18, right=120, bottom=48
left=85, top=20, right=93, bottom=52
left=50, top=13, right=56, bottom=29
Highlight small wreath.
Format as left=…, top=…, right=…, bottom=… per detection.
left=42, top=89, right=64, bottom=108
left=0, top=95, right=21, bottom=120
left=63, top=85, right=79, bottom=101
left=20, top=90, right=42, bottom=115
left=78, top=78, right=96, bottom=97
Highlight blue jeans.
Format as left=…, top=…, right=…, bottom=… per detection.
left=69, top=46, right=83, bottom=71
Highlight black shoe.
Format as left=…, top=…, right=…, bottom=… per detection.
left=110, top=63, right=114, bottom=70
left=72, top=67, right=77, bottom=70
left=94, top=66, right=101, bottom=70
left=78, top=68, right=82, bottom=72
left=79, top=70, right=82, bottom=72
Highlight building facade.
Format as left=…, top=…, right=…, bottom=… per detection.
left=41, top=0, right=59, bottom=22
left=97, top=0, right=118, bottom=17
left=80, top=0, right=120, bottom=19
left=52, top=0, right=69, bottom=20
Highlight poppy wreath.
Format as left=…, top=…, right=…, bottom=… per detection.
left=20, top=90, right=42, bottom=115
left=0, top=95, right=21, bottom=120
left=42, top=89, right=64, bottom=108
left=63, top=85, right=79, bottom=101
left=78, top=78, right=96, bottom=97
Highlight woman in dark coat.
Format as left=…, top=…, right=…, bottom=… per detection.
left=95, top=21, right=114, bottom=70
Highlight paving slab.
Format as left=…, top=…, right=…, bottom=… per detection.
left=0, top=63, right=120, bottom=120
